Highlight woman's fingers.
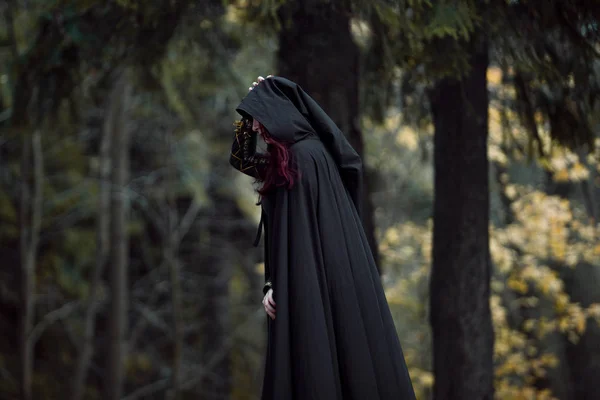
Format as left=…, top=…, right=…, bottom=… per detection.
left=263, top=296, right=275, bottom=312
left=265, top=302, right=275, bottom=315
left=264, top=301, right=276, bottom=319
left=266, top=289, right=276, bottom=307
left=248, top=76, right=272, bottom=92
left=263, top=293, right=276, bottom=319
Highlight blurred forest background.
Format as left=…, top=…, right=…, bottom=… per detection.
left=1, top=0, right=600, bottom=399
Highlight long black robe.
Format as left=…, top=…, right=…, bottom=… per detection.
left=230, top=77, right=416, bottom=400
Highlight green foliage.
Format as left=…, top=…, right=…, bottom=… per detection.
left=361, top=0, right=600, bottom=153
left=228, top=0, right=288, bottom=32
left=424, top=2, right=478, bottom=41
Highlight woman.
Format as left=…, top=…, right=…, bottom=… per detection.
left=229, top=75, right=416, bottom=400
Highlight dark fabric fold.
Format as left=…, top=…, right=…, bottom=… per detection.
left=254, top=208, right=264, bottom=247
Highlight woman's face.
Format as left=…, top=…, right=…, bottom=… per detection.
left=252, top=119, right=262, bottom=134
left=252, top=119, right=273, bottom=144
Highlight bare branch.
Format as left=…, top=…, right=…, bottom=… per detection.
left=133, top=302, right=171, bottom=334
left=175, top=201, right=201, bottom=244
left=121, top=378, right=170, bottom=400
left=28, top=301, right=80, bottom=345
left=30, top=129, right=43, bottom=263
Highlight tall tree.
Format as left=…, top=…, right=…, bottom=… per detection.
left=276, top=0, right=381, bottom=269
left=428, top=34, right=494, bottom=399
left=199, top=186, right=234, bottom=400
left=19, top=129, right=43, bottom=400
left=163, top=130, right=201, bottom=400
left=70, top=81, right=113, bottom=400
left=106, top=70, right=133, bottom=400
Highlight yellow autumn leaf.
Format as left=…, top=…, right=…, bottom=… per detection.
left=384, top=227, right=401, bottom=245
left=569, top=161, right=590, bottom=181
left=555, top=293, right=569, bottom=313
left=576, top=313, right=586, bottom=334
left=553, top=168, right=570, bottom=182
left=395, top=127, right=418, bottom=151
left=523, top=319, right=536, bottom=332
left=489, top=144, right=508, bottom=166
left=419, top=372, right=434, bottom=387
left=255, top=262, right=265, bottom=274
left=505, top=184, right=518, bottom=200
left=558, top=317, right=570, bottom=332
left=587, top=303, right=600, bottom=318
left=487, top=67, right=503, bottom=85
left=508, top=278, right=528, bottom=294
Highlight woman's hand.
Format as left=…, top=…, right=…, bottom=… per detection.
left=262, top=288, right=276, bottom=320
left=249, top=75, right=273, bottom=92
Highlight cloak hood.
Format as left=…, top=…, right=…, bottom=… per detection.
left=235, top=76, right=364, bottom=218
left=236, top=76, right=315, bottom=143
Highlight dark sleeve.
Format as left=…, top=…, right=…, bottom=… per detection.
left=262, top=280, right=273, bottom=295
left=229, top=119, right=270, bottom=180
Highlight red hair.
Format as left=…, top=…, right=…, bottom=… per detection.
left=257, top=124, right=299, bottom=195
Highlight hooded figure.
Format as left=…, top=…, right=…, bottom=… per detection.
left=229, top=76, right=416, bottom=400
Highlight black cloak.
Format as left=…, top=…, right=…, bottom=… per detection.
left=231, top=77, right=416, bottom=400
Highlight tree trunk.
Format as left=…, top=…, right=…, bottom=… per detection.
left=70, top=83, right=114, bottom=400
left=564, top=262, right=600, bottom=400
left=19, top=130, right=43, bottom=400
left=168, top=231, right=183, bottom=400
left=19, top=132, right=32, bottom=400
left=276, top=0, right=381, bottom=271
left=106, top=70, right=132, bottom=400
left=428, top=35, right=494, bottom=400
left=165, top=131, right=183, bottom=400
left=198, top=187, right=233, bottom=400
